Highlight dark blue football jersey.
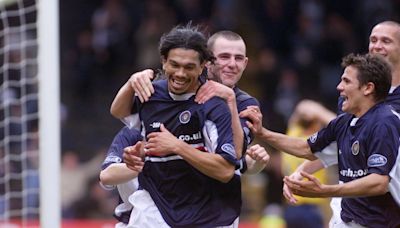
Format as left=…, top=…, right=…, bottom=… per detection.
left=101, top=127, right=143, bottom=224
left=234, top=87, right=260, bottom=173
left=101, top=127, right=142, bottom=170
left=234, top=86, right=260, bottom=145
left=385, top=86, right=400, bottom=112
left=129, top=79, right=240, bottom=227
left=307, top=103, right=400, bottom=227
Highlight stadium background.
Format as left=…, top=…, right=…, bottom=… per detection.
left=58, top=0, right=400, bottom=226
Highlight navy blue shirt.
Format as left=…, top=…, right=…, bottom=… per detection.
left=385, top=86, right=400, bottom=112
left=129, top=79, right=240, bottom=227
left=234, top=86, right=260, bottom=173
left=102, top=127, right=142, bottom=170
left=308, top=103, right=400, bottom=227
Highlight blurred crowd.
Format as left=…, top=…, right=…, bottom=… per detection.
left=58, top=0, right=400, bottom=223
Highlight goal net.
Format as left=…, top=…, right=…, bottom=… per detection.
left=0, top=0, right=60, bottom=227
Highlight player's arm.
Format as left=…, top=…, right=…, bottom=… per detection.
left=284, top=171, right=389, bottom=198
left=195, top=80, right=243, bottom=158
left=100, top=163, right=139, bottom=186
left=99, top=127, right=144, bottom=186
left=289, top=99, right=336, bottom=126
left=110, top=69, right=155, bottom=119
left=146, top=124, right=235, bottom=183
left=240, top=105, right=317, bottom=160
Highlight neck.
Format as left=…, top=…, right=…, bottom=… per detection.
left=391, top=68, right=400, bottom=87
left=354, top=99, right=377, bottom=118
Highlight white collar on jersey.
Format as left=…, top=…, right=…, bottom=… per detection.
left=389, top=86, right=397, bottom=94
left=169, top=92, right=195, bottom=101
left=350, top=117, right=359, bottom=126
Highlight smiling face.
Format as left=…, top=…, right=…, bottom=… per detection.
left=162, top=48, right=205, bottom=95
left=207, top=37, right=248, bottom=88
left=369, top=23, right=400, bottom=68
left=337, top=66, right=371, bottom=116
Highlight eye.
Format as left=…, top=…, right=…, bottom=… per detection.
left=184, top=65, right=195, bottom=71
left=218, top=54, right=231, bottom=60
left=170, top=62, right=179, bottom=68
left=382, top=38, right=392, bottom=44
left=235, top=56, right=245, bottom=62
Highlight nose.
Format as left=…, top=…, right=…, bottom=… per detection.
left=336, top=81, right=343, bottom=92
left=175, top=67, right=185, bottom=77
left=227, top=56, right=236, bottom=67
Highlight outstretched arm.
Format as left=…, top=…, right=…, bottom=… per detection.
left=110, top=69, right=155, bottom=119
left=240, top=106, right=316, bottom=160
left=284, top=171, right=389, bottom=198
left=99, top=163, right=138, bottom=186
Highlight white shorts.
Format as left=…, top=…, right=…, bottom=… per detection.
left=126, top=189, right=239, bottom=228
left=329, top=197, right=366, bottom=228
left=115, top=222, right=127, bottom=228
left=127, top=190, right=170, bottom=228
left=329, top=197, right=342, bottom=227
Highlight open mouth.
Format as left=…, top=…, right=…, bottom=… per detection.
left=341, top=95, right=348, bottom=106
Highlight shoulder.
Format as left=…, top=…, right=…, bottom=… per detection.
left=234, top=87, right=260, bottom=106
left=330, top=112, right=351, bottom=126
left=203, top=96, right=230, bottom=114
left=148, top=79, right=169, bottom=100
left=121, top=126, right=142, bottom=141
left=152, top=79, right=168, bottom=91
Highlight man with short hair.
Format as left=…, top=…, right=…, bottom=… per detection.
left=281, top=21, right=400, bottom=219
left=241, top=53, right=400, bottom=227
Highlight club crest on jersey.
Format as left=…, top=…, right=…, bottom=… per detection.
left=309, top=132, right=318, bottom=143
left=351, top=140, right=360, bottom=155
left=179, top=110, right=191, bottom=124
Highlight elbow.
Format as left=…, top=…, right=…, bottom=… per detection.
left=110, top=106, right=123, bottom=119
left=375, top=185, right=389, bottom=195
left=302, top=153, right=318, bottom=161
left=374, top=178, right=390, bottom=195
left=99, top=171, right=114, bottom=186
left=219, top=166, right=235, bottom=183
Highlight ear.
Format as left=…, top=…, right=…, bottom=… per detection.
left=363, top=82, right=375, bottom=96
left=243, top=56, right=249, bottom=69
left=205, top=61, right=212, bottom=68
left=161, top=56, right=167, bottom=70
left=197, top=62, right=206, bottom=76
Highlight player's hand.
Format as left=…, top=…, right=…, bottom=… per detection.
left=145, top=124, right=180, bottom=156
left=239, top=106, right=263, bottom=136
left=246, top=144, right=270, bottom=166
left=282, top=171, right=302, bottom=204
left=128, top=69, right=155, bottom=103
left=123, top=141, right=145, bottom=172
left=195, top=80, right=235, bottom=104
left=283, top=171, right=325, bottom=197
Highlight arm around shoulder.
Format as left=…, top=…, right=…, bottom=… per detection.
left=110, top=81, right=135, bottom=119
left=99, top=163, right=138, bottom=186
